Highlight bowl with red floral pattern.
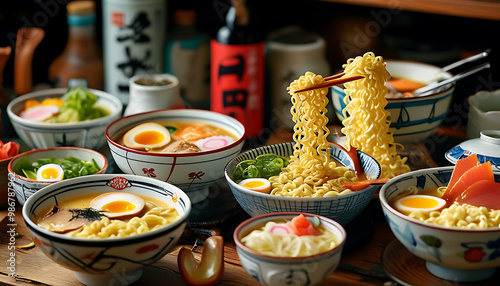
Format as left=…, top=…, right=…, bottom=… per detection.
left=379, top=164, right=500, bottom=283
left=105, top=109, right=245, bottom=205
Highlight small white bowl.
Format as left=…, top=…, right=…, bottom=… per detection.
left=380, top=167, right=500, bottom=283
left=22, top=174, right=191, bottom=286
left=331, top=60, right=454, bottom=145
left=7, top=88, right=123, bottom=150
left=445, top=130, right=500, bottom=171
left=234, top=212, right=346, bottom=286
left=105, top=109, right=245, bottom=204
left=8, top=147, right=108, bottom=205
left=466, top=89, right=500, bottom=139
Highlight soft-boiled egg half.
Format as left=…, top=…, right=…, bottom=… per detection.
left=90, top=192, right=145, bottom=218
left=36, top=164, right=65, bottom=182
left=122, top=122, right=171, bottom=150
left=393, top=195, right=447, bottom=215
left=238, top=178, right=271, bottom=194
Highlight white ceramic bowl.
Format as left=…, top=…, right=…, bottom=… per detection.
left=6, top=88, right=123, bottom=150
left=380, top=167, right=500, bottom=283
left=225, top=142, right=382, bottom=226
left=466, top=89, right=500, bottom=139
left=234, top=212, right=346, bottom=286
left=445, top=130, right=500, bottom=171
left=22, top=174, right=191, bottom=286
left=331, top=60, right=454, bottom=144
left=8, top=147, right=108, bottom=205
left=105, top=109, right=245, bottom=204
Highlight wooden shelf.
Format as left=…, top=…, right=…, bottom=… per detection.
left=321, top=0, right=500, bottom=21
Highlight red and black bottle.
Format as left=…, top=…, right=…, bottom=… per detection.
left=211, top=0, right=265, bottom=138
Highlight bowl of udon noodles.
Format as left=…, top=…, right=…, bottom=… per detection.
left=22, top=173, right=191, bottom=286
left=225, top=142, right=382, bottom=226
left=330, top=60, right=455, bottom=145
left=379, top=166, right=500, bottom=283
left=105, top=109, right=245, bottom=205
left=233, top=212, right=347, bottom=286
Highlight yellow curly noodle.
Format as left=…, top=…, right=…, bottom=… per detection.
left=268, top=72, right=358, bottom=197
left=409, top=202, right=500, bottom=229
left=396, top=187, right=500, bottom=229
left=341, top=52, right=410, bottom=179
left=67, top=206, right=179, bottom=238
left=241, top=220, right=339, bottom=257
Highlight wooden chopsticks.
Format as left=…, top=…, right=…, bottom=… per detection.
left=292, top=72, right=364, bottom=93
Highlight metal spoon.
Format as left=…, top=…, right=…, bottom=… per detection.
left=413, top=62, right=491, bottom=96
left=441, top=49, right=490, bottom=73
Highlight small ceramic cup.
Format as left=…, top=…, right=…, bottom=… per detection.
left=466, top=89, right=500, bottom=139
left=123, top=74, right=184, bottom=116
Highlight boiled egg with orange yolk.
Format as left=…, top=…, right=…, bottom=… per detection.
left=238, top=178, right=271, bottom=194
left=36, top=164, right=64, bottom=182
left=90, top=192, right=145, bottom=218
left=393, top=195, right=446, bottom=215
left=122, top=122, right=171, bottom=150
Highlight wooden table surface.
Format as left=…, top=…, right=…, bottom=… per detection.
left=0, top=128, right=446, bottom=286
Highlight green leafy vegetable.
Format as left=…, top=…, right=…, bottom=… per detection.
left=233, top=154, right=289, bottom=183
left=47, top=86, right=109, bottom=123
left=14, top=156, right=101, bottom=181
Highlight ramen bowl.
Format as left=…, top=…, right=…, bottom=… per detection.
left=225, top=142, right=382, bottom=226
left=379, top=167, right=500, bottom=283
left=105, top=109, right=245, bottom=205
left=6, top=88, right=123, bottom=150
left=22, top=174, right=191, bottom=286
left=234, top=212, right=347, bottom=286
left=331, top=60, right=454, bottom=145
left=8, top=147, right=108, bottom=205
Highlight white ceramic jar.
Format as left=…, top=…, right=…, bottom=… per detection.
left=267, top=26, right=331, bottom=130
left=466, top=89, right=500, bottom=139
left=123, top=74, right=183, bottom=116
left=102, top=0, right=166, bottom=105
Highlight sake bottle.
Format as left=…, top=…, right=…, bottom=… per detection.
left=210, top=0, right=265, bottom=138
left=48, top=0, right=104, bottom=90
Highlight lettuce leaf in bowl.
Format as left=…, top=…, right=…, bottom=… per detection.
left=47, top=87, right=109, bottom=123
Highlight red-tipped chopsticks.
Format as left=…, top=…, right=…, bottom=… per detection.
left=292, top=72, right=364, bottom=93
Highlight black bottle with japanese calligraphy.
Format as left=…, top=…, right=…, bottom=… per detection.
left=211, top=0, right=265, bottom=138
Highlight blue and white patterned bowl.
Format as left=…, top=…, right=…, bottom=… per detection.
left=380, top=167, right=500, bottom=283
left=22, top=174, right=191, bottom=286
left=445, top=130, right=500, bottom=171
left=234, top=212, right=346, bottom=286
left=225, top=142, right=381, bottom=226
left=7, top=88, right=123, bottom=150
left=8, top=146, right=108, bottom=205
left=330, top=60, right=454, bottom=145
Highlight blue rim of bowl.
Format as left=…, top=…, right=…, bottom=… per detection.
left=7, top=147, right=108, bottom=183
left=105, top=109, right=246, bottom=158
left=379, top=166, right=500, bottom=233
left=233, top=212, right=347, bottom=261
left=224, top=142, right=382, bottom=201
left=21, top=174, right=191, bottom=247
left=6, top=88, right=123, bottom=128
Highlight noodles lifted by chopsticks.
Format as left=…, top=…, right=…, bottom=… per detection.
left=341, top=52, right=410, bottom=178
left=268, top=72, right=358, bottom=198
